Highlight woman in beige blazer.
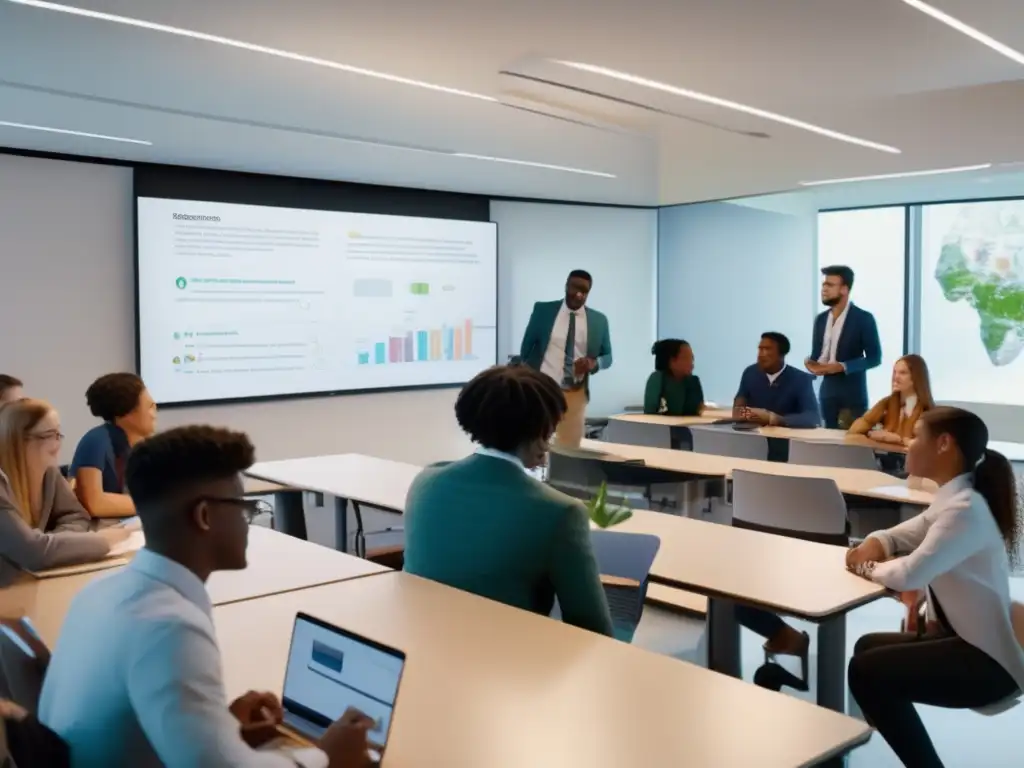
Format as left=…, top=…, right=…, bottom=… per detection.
left=848, top=354, right=934, bottom=446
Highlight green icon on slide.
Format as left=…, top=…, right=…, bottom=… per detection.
left=175, top=277, right=187, bottom=289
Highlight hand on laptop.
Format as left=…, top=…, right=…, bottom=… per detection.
left=230, top=690, right=284, bottom=748
left=320, top=707, right=376, bottom=767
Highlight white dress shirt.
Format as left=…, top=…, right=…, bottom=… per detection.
left=818, top=304, right=850, bottom=365
left=39, top=548, right=327, bottom=768
left=475, top=446, right=526, bottom=471
left=867, top=474, right=1024, bottom=693
left=540, top=302, right=588, bottom=385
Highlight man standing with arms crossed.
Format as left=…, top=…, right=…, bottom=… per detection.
left=519, top=270, right=612, bottom=447
left=806, top=265, right=882, bottom=429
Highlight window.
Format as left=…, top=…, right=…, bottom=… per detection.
left=817, top=208, right=906, bottom=405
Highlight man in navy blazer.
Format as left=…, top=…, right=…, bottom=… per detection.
left=805, top=265, right=882, bottom=428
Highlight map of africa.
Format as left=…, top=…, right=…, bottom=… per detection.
left=935, top=201, right=1024, bottom=366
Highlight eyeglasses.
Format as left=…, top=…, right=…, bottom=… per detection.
left=26, top=430, right=64, bottom=443
left=192, top=496, right=272, bottom=525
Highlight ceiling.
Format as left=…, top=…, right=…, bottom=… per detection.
left=2, top=0, right=1024, bottom=206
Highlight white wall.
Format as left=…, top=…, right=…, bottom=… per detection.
left=0, top=154, right=472, bottom=464
left=491, top=201, right=658, bottom=416
left=657, top=200, right=817, bottom=404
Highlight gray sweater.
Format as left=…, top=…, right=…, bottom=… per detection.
left=0, top=467, right=110, bottom=585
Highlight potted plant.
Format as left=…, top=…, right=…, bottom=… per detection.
left=586, top=482, right=633, bottom=528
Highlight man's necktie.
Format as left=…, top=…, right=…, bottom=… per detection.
left=563, top=311, right=576, bottom=387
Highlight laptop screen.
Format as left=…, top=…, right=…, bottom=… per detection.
left=281, top=613, right=405, bottom=749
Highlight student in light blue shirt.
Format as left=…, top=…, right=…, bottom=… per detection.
left=40, top=425, right=375, bottom=768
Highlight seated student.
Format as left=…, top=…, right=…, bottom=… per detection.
left=846, top=407, right=1024, bottom=768
left=404, top=365, right=614, bottom=637
left=71, top=373, right=157, bottom=519
left=644, top=339, right=704, bottom=416
left=734, top=332, right=820, bottom=428
left=0, top=376, right=23, bottom=404
left=848, top=353, right=934, bottom=446
left=0, top=399, right=124, bottom=585
left=40, top=425, right=376, bottom=768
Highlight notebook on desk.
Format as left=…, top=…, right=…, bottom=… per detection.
left=28, top=530, right=144, bottom=579
left=275, top=613, right=406, bottom=763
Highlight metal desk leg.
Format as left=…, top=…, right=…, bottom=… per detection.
left=351, top=501, right=366, bottom=559
left=333, top=497, right=349, bottom=553
left=817, top=613, right=847, bottom=713
left=272, top=490, right=307, bottom=540
left=707, top=597, right=741, bottom=678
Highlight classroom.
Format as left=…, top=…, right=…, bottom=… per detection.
left=2, top=1, right=1024, bottom=766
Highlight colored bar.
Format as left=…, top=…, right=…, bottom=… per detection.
left=464, top=319, right=473, bottom=356
left=454, top=328, right=463, bottom=360
left=443, top=327, right=454, bottom=361
left=417, top=330, right=428, bottom=361
left=311, top=641, right=344, bottom=673
left=429, top=330, right=442, bottom=361
left=389, top=337, right=403, bottom=363
left=409, top=282, right=429, bottom=295
left=357, top=352, right=370, bottom=365
left=374, top=342, right=386, bottom=364
left=404, top=332, right=414, bottom=362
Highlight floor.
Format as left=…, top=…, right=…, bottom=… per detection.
left=633, top=579, right=1024, bottom=768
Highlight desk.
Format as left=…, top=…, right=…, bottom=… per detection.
left=578, top=438, right=933, bottom=505
left=610, top=413, right=908, bottom=454
left=214, top=571, right=871, bottom=768
left=247, top=454, right=422, bottom=552
left=611, top=509, right=886, bottom=713
left=0, top=526, right=387, bottom=647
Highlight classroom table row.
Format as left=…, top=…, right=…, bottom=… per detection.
left=245, top=452, right=896, bottom=715
left=1, top=524, right=873, bottom=767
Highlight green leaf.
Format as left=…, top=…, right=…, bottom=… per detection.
left=587, top=482, right=632, bottom=528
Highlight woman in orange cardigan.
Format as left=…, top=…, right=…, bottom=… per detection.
left=848, top=354, right=934, bottom=446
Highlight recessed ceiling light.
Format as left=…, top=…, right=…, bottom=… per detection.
left=899, top=0, right=1024, bottom=66
left=0, top=119, right=152, bottom=144
left=452, top=153, right=615, bottom=178
left=800, top=163, right=992, bottom=186
left=305, top=133, right=615, bottom=178
left=552, top=60, right=901, bottom=154
left=8, top=0, right=496, bottom=102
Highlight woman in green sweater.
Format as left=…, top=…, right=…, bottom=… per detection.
left=643, top=339, right=705, bottom=416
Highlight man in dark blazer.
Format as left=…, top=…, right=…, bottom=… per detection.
left=805, top=265, right=882, bottom=428
left=519, top=270, right=612, bottom=446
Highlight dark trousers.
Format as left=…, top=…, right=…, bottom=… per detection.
left=819, top=395, right=868, bottom=429
left=848, top=631, right=1017, bottom=767
left=736, top=605, right=786, bottom=639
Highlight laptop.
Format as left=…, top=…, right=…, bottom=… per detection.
left=276, top=612, right=406, bottom=763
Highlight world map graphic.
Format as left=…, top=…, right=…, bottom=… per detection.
left=934, top=201, right=1024, bottom=366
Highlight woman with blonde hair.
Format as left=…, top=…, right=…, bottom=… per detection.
left=0, top=399, right=125, bottom=584
left=848, top=354, right=935, bottom=446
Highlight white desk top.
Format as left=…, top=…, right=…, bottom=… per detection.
left=579, top=438, right=934, bottom=505
left=0, top=526, right=387, bottom=647
left=247, top=453, right=423, bottom=512
left=214, top=571, right=871, bottom=767
left=610, top=510, right=886, bottom=619
left=611, top=413, right=908, bottom=453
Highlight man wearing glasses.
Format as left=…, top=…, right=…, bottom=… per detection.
left=40, top=425, right=375, bottom=768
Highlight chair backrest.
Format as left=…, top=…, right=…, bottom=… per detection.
left=788, top=440, right=878, bottom=470
left=589, top=530, right=661, bottom=643
left=691, top=427, right=768, bottom=461
left=732, top=469, right=848, bottom=538
left=605, top=419, right=672, bottom=449
left=0, top=620, right=49, bottom=714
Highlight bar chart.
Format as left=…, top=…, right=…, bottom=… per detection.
left=357, top=319, right=475, bottom=365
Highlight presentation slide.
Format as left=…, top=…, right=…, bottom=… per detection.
left=920, top=200, right=1024, bottom=406
left=282, top=618, right=403, bottom=747
left=136, top=197, right=497, bottom=404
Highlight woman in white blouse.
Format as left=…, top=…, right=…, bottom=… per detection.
left=846, top=407, right=1023, bottom=767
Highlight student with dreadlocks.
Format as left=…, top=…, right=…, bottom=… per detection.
left=403, top=365, right=614, bottom=636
